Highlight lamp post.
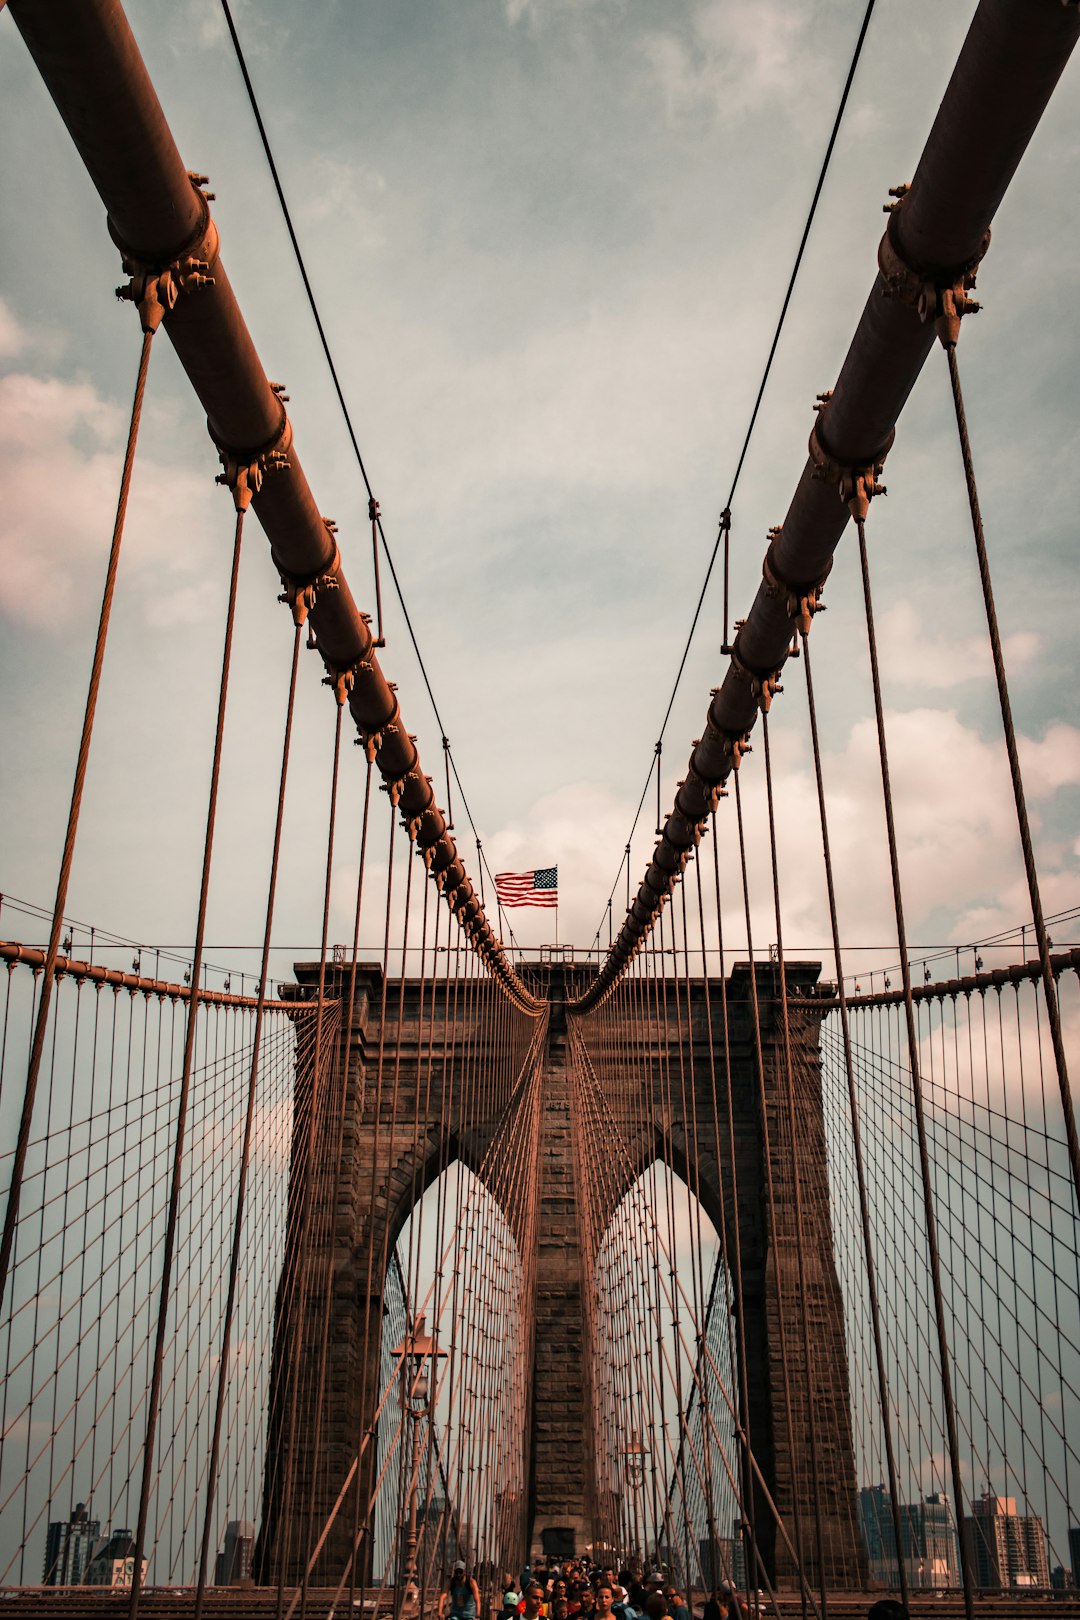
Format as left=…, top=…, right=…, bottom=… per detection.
left=624, top=1435, right=647, bottom=1565
left=394, top=1315, right=447, bottom=1613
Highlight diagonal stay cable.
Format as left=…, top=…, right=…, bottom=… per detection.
left=593, top=0, right=877, bottom=938
left=217, top=0, right=522, bottom=950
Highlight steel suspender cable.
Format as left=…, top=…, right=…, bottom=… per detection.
left=731, top=772, right=809, bottom=1601
left=761, top=712, right=827, bottom=1612
left=0, top=325, right=156, bottom=1321
left=591, top=0, right=877, bottom=939
left=129, top=499, right=246, bottom=1620
left=216, top=0, right=526, bottom=963
left=854, top=511, right=976, bottom=1620
left=941, top=338, right=1080, bottom=1215
left=580, top=0, right=1080, bottom=1008
left=799, top=631, right=908, bottom=1609
left=272, top=701, right=346, bottom=1617
left=193, top=619, right=305, bottom=1618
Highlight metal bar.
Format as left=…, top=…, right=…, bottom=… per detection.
left=6, top=0, right=536, bottom=1013
left=0, top=939, right=308, bottom=1013
left=577, top=0, right=1079, bottom=1009
left=797, top=946, right=1080, bottom=1012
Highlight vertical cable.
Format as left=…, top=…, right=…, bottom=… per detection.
left=0, top=328, right=155, bottom=1315
left=943, top=341, right=1080, bottom=1214
left=732, top=769, right=807, bottom=1597
left=194, top=622, right=303, bottom=1615
left=761, top=711, right=827, bottom=1611
left=129, top=499, right=245, bottom=1618
left=855, top=512, right=975, bottom=1618
left=280, top=698, right=346, bottom=1618
left=800, top=630, right=907, bottom=1605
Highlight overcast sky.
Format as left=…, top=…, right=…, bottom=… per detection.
left=1, top=0, right=1079, bottom=982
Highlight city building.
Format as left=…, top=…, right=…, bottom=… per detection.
left=900, top=1494, right=961, bottom=1589
left=699, top=1535, right=744, bottom=1590
left=43, top=1503, right=100, bottom=1585
left=214, top=1519, right=255, bottom=1586
left=84, top=1529, right=146, bottom=1588
left=1051, top=1565, right=1075, bottom=1590
left=858, top=1485, right=898, bottom=1585
left=857, top=1487, right=960, bottom=1588
left=1070, top=1526, right=1080, bottom=1587
left=962, top=1494, right=1049, bottom=1589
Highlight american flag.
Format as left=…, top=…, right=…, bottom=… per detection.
left=494, top=867, right=559, bottom=908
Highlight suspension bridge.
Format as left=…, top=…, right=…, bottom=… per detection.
left=0, top=1, right=1078, bottom=1617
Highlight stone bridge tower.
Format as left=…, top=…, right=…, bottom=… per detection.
left=256, top=959, right=863, bottom=1591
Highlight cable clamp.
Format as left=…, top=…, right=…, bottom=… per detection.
left=113, top=176, right=220, bottom=333
left=877, top=200, right=987, bottom=347
left=807, top=408, right=893, bottom=521
left=276, top=538, right=341, bottom=630
left=354, top=725, right=383, bottom=762
left=214, top=443, right=289, bottom=512
left=727, top=638, right=784, bottom=714
left=215, top=410, right=293, bottom=511
left=380, top=766, right=419, bottom=808
left=671, top=788, right=705, bottom=846
left=762, top=538, right=832, bottom=635
left=703, top=713, right=752, bottom=772
left=278, top=578, right=317, bottom=628
left=402, top=782, right=435, bottom=842
left=321, top=666, right=355, bottom=708
left=729, top=732, right=753, bottom=770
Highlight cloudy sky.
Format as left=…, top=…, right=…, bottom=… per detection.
left=1, top=0, right=1078, bottom=984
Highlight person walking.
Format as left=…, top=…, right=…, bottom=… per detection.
left=440, top=1561, right=481, bottom=1620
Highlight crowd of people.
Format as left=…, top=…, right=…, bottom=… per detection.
left=439, top=1556, right=729, bottom=1620
left=438, top=1558, right=910, bottom=1620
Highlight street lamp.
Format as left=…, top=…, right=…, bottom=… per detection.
left=623, top=1435, right=647, bottom=1563
left=394, top=1315, right=447, bottom=1611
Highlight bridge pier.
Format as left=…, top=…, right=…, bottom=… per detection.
left=569, top=962, right=866, bottom=1591
left=258, top=960, right=863, bottom=1591
left=529, top=977, right=597, bottom=1563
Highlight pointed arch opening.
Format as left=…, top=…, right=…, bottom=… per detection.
left=374, top=1161, right=528, bottom=1588
left=590, top=1160, right=742, bottom=1589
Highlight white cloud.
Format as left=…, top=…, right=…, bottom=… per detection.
left=724, top=706, right=1080, bottom=967
left=501, top=0, right=621, bottom=29
left=296, top=154, right=387, bottom=242
left=878, top=600, right=1040, bottom=692
left=1018, top=722, right=1080, bottom=796
left=639, top=0, right=815, bottom=127
left=0, top=296, right=25, bottom=361
left=0, top=371, right=126, bottom=626
left=143, top=579, right=222, bottom=629
left=0, top=365, right=221, bottom=631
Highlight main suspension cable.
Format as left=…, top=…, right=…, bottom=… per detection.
left=591, top=0, right=877, bottom=941
left=216, top=0, right=523, bottom=958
